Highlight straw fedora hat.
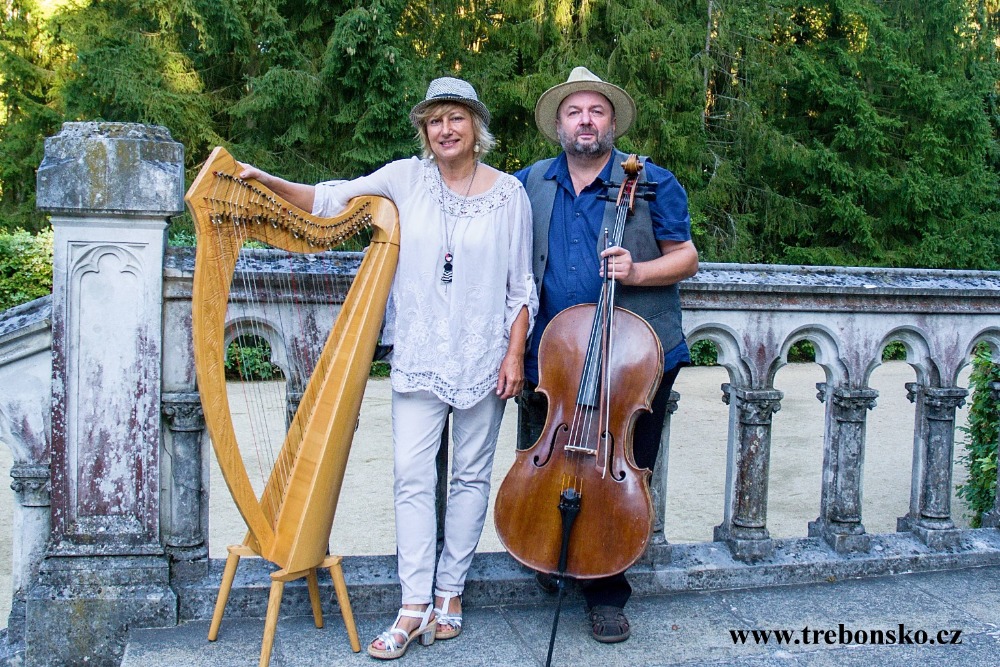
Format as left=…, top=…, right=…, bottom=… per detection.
left=409, top=77, right=491, bottom=127
left=534, top=67, right=636, bottom=144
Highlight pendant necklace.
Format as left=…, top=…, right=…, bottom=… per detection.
left=439, top=160, right=478, bottom=284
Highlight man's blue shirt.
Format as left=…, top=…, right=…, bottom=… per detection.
left=515, top=152, right=692, bottom=384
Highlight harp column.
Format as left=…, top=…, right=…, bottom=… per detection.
left=27, top=122, right=183, bottom=666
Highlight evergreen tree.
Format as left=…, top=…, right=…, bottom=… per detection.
left=702, top=0, right=1000, bottom=267
left=0, top=0, right=62, bottom=232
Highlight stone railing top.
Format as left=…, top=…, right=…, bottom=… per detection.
left=164, top=251, right=1000, bottom=306
left=164, top=247, right=364, bottom=277
left=688, top=262, right=1000, bottom=295
left=36, top=121, right=184, bottom=216
left=0, top=296, right=52, bottom=341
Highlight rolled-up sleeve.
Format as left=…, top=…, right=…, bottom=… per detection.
left=505, top=185, right=538, bottom=340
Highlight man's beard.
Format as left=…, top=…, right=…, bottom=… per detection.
left=557, top=123, right=615, bottom=157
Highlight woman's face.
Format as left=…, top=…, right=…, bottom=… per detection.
left=425, top=105, right=476, bottom=164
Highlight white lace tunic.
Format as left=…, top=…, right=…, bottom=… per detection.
left=313, top=157, right=537, bottom=409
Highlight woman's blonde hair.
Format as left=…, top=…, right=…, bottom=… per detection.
left=412, top=102, right=496, bottom=160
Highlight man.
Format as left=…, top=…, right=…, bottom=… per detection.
left=514, top=66, right=699, bottom=643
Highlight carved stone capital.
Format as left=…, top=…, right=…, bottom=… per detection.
left=830, top=387, right=879, bottom=422
left=10, top=463, right=51, bottom=507
left=162, top=392, right=205, bottom=432
left=732, top=388, right=783, bottom=425
left=923, top=387, right=968, bottom=420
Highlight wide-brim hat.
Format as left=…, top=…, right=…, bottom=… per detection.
left=409, top=77, right=491, bottom=128
left=534, top=67, right=636, bottom=143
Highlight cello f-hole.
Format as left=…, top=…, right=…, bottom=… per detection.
left=601, top=431, right=627, bottom=481
left=533, top=423, right=568, bottom=467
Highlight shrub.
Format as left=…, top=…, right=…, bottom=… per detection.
left=689, top=339, right=718, bottom=366
left=957, top=345, right=1000, bottom=527
left=882, top=341, right=907, bottom=361
left=0, top=228, right=53, bottom=312
left=224, top=335, right=283, bottom=381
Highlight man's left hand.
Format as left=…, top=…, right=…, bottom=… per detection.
left=599, top=246, right=637, bottom=284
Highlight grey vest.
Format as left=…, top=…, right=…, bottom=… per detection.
left=524, top=149, right=684, bottom=354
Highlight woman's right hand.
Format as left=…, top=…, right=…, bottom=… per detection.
left=237, top=162, right=270, bottom=187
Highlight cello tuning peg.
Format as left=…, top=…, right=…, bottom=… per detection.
left=596, top=195, right=614, bottom=202
left=639, top=192, right=657, bottom=201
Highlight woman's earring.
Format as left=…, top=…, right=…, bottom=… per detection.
left=473, top=143, right=481, bottom=154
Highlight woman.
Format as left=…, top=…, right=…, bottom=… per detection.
left=240, top=77, right=536, bottom=660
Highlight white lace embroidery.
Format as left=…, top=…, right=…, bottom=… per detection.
left=422, top=160, right=523, bottom=218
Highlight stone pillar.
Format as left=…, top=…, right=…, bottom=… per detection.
left=7, top=464, right=51, bottom=645
left=981, top=382, right=1000, bottom=528
left=714, top=384, right=782, bottom=561
left=161, top=392, right=208, bottom=574
left=648, top=390, right=680, bottom=563
left=808, top=384, right=878, bottom=553
left=897, top=382, right=967, bottom=549
left=26, top=122, right=183, bottom=666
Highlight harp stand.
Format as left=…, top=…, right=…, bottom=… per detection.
left=208, top=545, right=361, bottom=666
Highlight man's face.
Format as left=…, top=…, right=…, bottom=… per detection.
left=555, top=90, right=616, bottom=157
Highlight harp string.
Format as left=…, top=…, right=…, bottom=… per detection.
left=206, top=169, right=372, bottom=532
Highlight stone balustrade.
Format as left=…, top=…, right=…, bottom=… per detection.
left=0, top=121, right=998, bottom=665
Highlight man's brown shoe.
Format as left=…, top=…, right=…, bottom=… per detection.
left=587, top=605, right=631, bottom=643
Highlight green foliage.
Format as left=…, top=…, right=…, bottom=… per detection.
left=700, top=0, right=1000, bottom=268
left=2, top=0, right=1000, bottom=270
left=689, top=339, right=718, bottom=366
left=370, top=360, right=391, bottom=377
left=224, top=335, right=283, bottom=381
left=0, top=228, right=53, bottom=311
left=957, top=345, right=1000, bottom=527
left=787, top=340, right=816, bottom=363
left=0, top=0, right=63, bottom=233
left=882, top=341, right=906, bottom=361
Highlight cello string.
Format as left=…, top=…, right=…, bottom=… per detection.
left=599, top=193, right=629, bottom=477
left=570, top=225, right=614, bottom=454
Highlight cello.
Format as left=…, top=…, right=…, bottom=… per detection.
left=494, top=154, right=662, bottom=583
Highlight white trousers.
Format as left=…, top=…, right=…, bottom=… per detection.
left=391, top=389, right=506, bottom=605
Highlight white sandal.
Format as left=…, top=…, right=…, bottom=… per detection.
left=367, top=605, right=436, bottom=660
left=433, top=588, right=463, bottom=640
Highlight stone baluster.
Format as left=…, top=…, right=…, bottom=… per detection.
left=648, top=390, right=680, bottom=563
left=161, top=392, right=208, bottom=571
left=27, top=122, right=182, bottom=666
left=286, top=390, right=304, bottom=429
left=977, top=381, right=1000, bottom=528
left=808, top=383, right=878, bottom=553
left=714, top=384, right=782, bottom=561
left=897, top=382, right=967, bottom=548
left=7, top=464, right=51, bottom=645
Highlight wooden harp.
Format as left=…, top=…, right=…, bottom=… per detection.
left=184, top=147, right=399, bottom=666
